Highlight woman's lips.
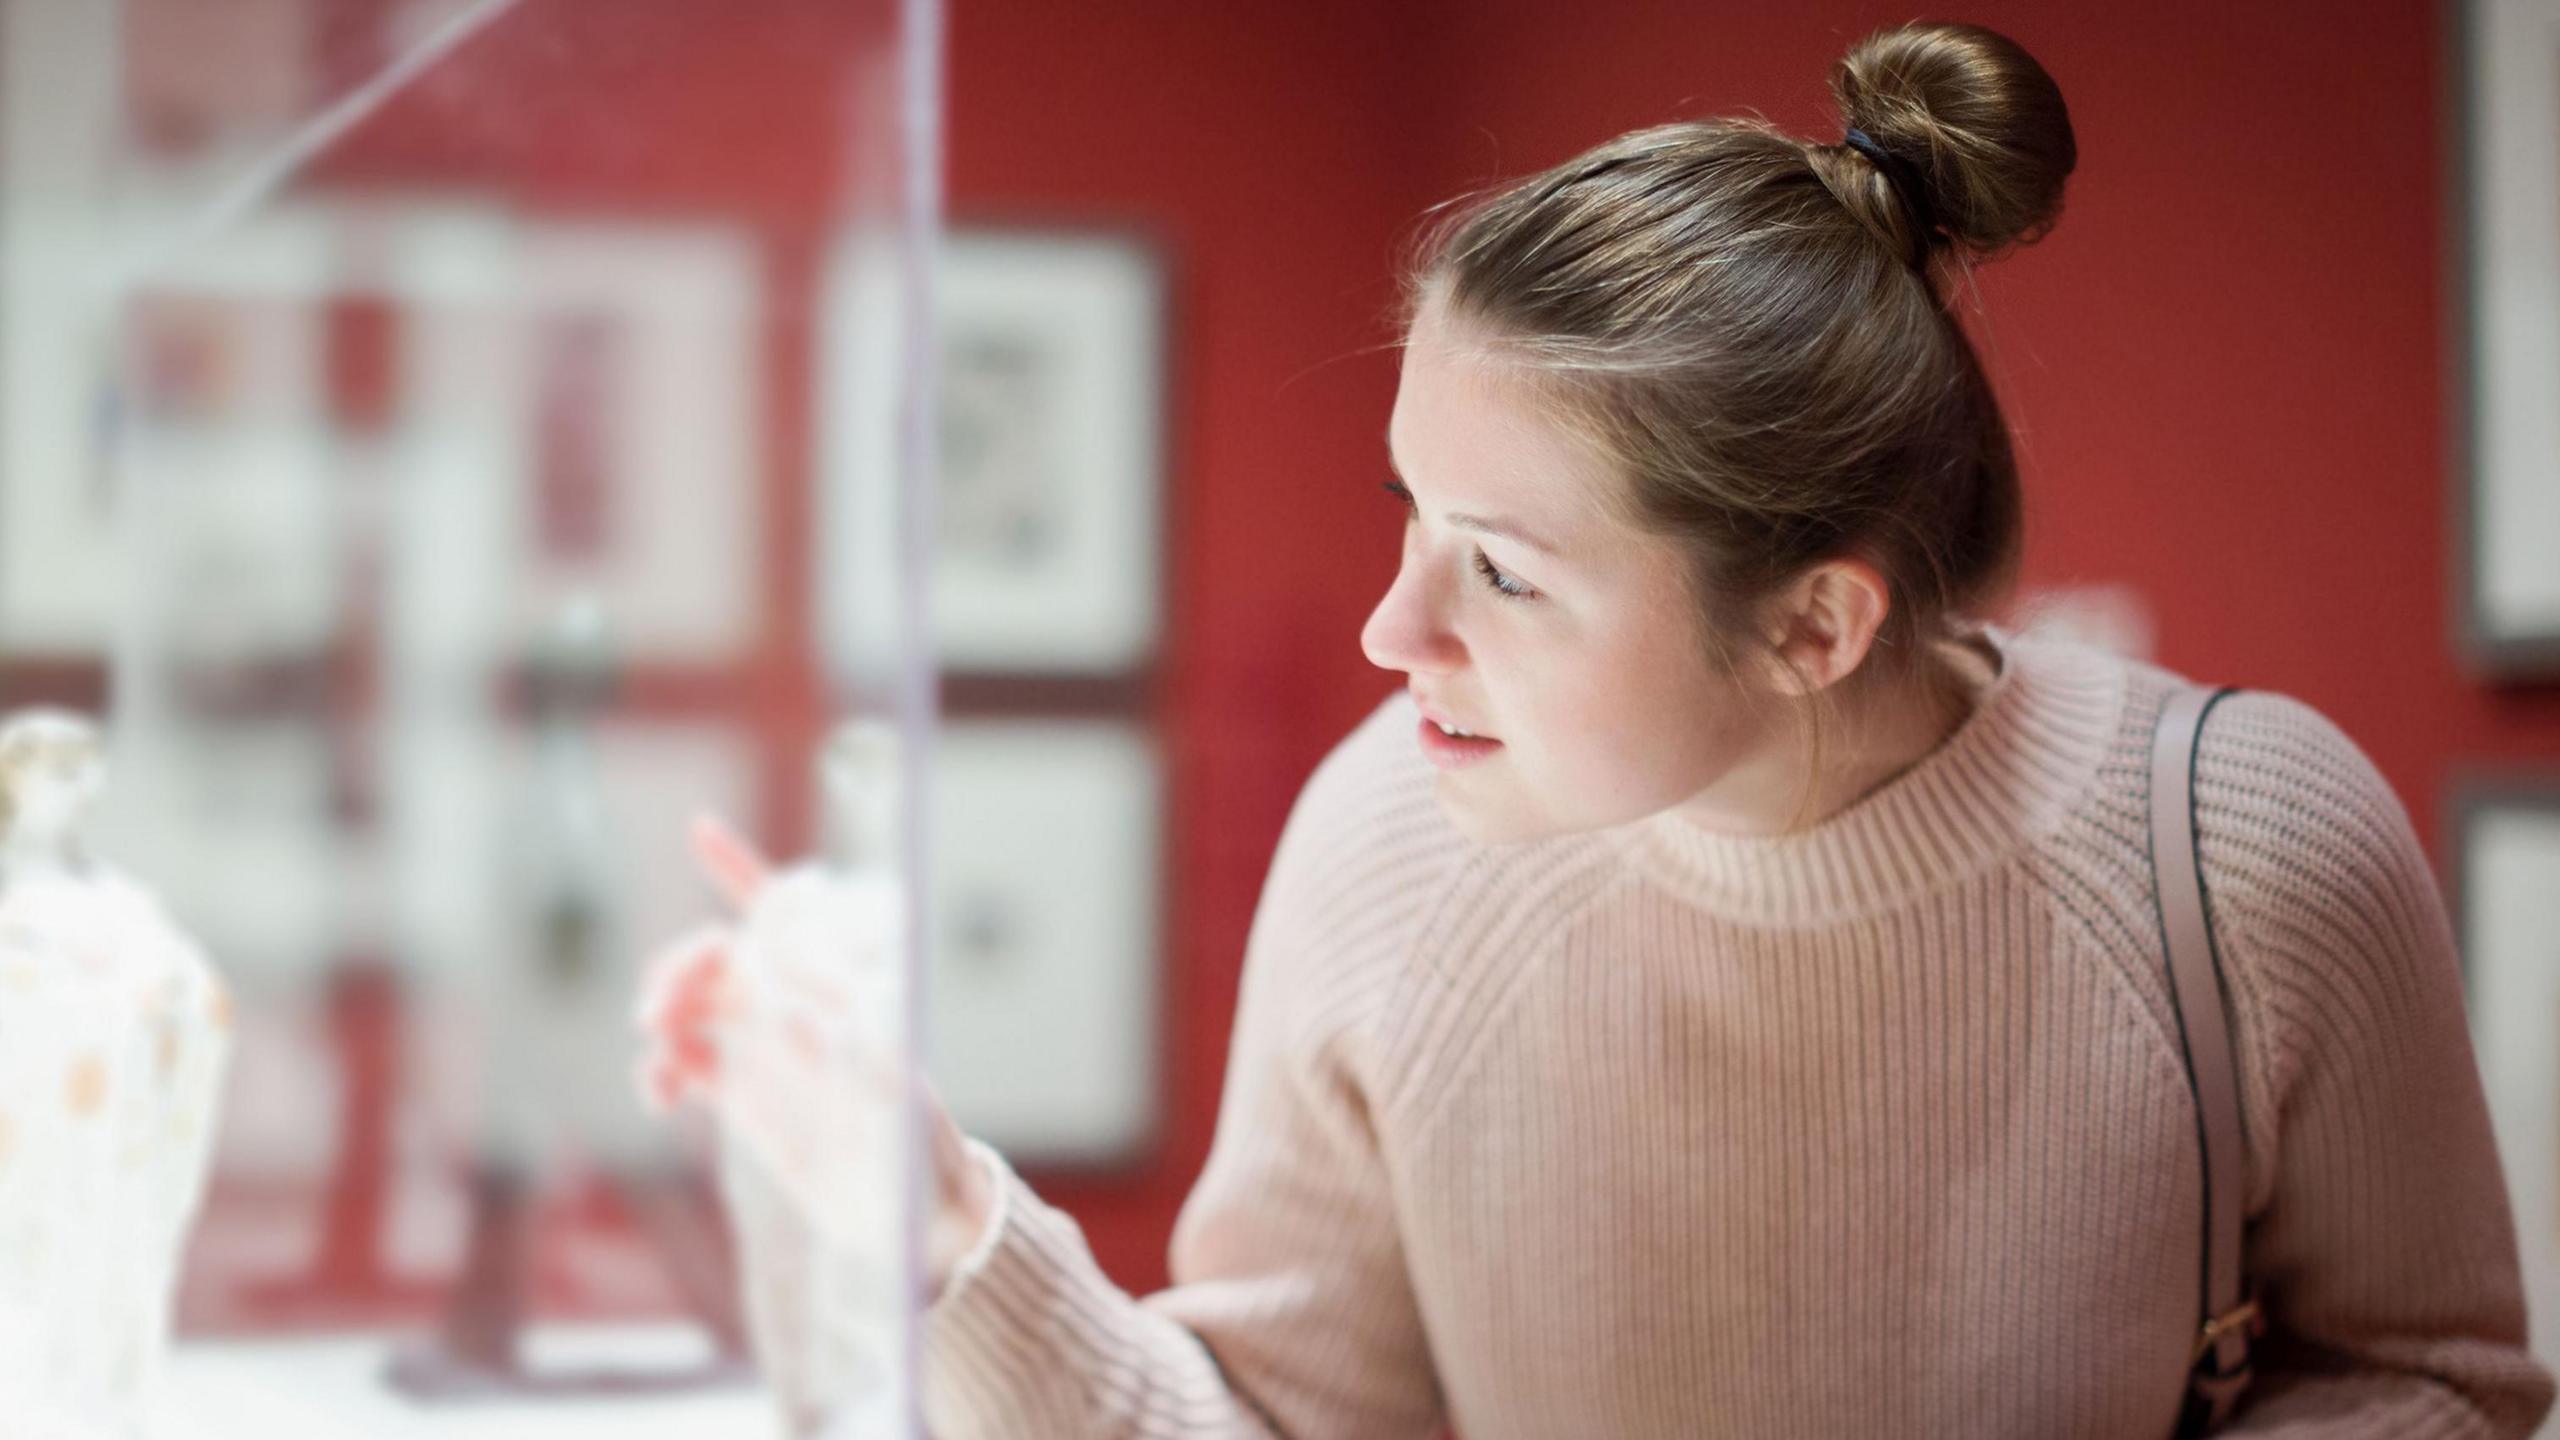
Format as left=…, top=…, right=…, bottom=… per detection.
left=1416, top=718, right=1503, bottom=770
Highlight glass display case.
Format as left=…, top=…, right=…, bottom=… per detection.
left=0, top=0, right=944, bottom=1434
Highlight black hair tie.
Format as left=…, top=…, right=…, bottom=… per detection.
left=1841, top=126, right=1940, bottom=265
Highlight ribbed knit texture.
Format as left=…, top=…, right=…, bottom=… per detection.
left=920, top=620, right=2553, bottom=1439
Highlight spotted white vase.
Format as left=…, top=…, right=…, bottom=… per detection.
left=0, top=712, right=231, bottom=1440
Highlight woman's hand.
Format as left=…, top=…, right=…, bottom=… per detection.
left=634, top=812, right=996, bottom=1304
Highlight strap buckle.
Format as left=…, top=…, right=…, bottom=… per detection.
left=2191, top=1296, right=2266, bottom=1371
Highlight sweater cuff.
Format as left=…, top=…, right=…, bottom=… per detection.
left=939, top=1135, right=1012, bottom=1295
left=922, top=1135, right=1126, bottom=1431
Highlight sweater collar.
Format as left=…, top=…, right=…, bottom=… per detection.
left=1599, top=619, right=2128, bottom=926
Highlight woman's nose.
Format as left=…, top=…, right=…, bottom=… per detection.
left=1361, top=559, right=1462, bottom=675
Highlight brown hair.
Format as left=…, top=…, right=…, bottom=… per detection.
left=1398, top=20, right=2076, bottom=833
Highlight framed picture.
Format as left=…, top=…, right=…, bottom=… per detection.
left=0, top=0, right=125, bottom=653
left=926, top=718, right=1162, bottom=1168
left=1, top=197, right=352, bottom=654
left=2452, top=0, right=2560, bottom=675
left=822, top=227, right=1166, bottom=683
left=0, top=196, right=763, bottom=666
left=509, top=220, right=765, bottom=664
left=2450, top=775, right=2560, bottom=1389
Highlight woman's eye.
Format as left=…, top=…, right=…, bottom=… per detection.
left=1383, top=476, right=1538, bottom=601
left=1472, top=549, right=1536, bottom=600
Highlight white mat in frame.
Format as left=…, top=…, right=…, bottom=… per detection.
left=2455, top=779, right=2560, bottom=1405
left=2456, top=0, right=2560, bottom=671
left=925, top=717, right=1162, bottom=1167
left=510, top=221, right=765, bottom=664
left=0, top=194, right=767, bottom=664
left=822, top=228, right=1166, bottom=682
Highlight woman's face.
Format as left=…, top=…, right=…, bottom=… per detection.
left=1360, top=304, right=1795, bottom=846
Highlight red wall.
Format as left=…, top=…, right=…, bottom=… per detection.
left=944, top=0, right=1420, bottom=1290
left=962, top=0, right=2560, bottom=1297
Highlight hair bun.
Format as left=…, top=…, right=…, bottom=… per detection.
left=1828, top=21, right=2077, bottom=261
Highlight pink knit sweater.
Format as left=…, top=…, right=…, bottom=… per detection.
left=921, top=620, right=2552, bottom=1438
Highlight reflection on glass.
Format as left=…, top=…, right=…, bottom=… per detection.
left=716, top=719, right=911, bottom=1435
left=0, top=0, right=940, bottom=1435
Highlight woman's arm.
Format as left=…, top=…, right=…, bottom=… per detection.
left=2199, top=693, right=2554, bottom=1437
left=924, top=1040, right=1435, bottom=1439
left=922, top=708, right=1450, bottom=1439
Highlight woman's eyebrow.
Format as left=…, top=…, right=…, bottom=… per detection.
left=1386, top=453, right=1570, bottom=560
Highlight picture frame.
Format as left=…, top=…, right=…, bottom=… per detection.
left=925, top=718, right=1163, bottom=1168
left=509, top=220, right=766, bottom=665
left=0, top=198, right=351, bottom=655
left=822, top=226, right=1166, bottom=683
left=2448, top=773, right=2560, bottom=1389
left=2450, top=0, right=2560, bottom=675
left=0, top=197, right=766, bottom=666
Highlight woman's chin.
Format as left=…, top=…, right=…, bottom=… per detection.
left=1433, top=783, right=1561, bottom=848
left=1435, top=771, right=1680, bottom=847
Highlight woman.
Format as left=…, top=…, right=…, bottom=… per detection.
left=645, top=20, right=2551, bottom=1437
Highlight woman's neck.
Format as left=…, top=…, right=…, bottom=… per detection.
left=1670, top=627, right=1996, bottom=839
left=1824, top=637, right=1991, bottom=818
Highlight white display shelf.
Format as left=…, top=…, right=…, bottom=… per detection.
left=156, top=1322, right=776, bottom=1440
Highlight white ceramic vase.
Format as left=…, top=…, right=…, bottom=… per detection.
left=0, top=711, right=231, bottom=1440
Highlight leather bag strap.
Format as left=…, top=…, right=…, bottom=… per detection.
left=2151, top=683, right=2263, bottom=1435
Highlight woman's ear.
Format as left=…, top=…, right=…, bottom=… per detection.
left=1759, top=557, right=1893, bottom=698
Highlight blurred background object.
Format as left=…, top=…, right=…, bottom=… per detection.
left=2458, top=0, right=2560, bottom=1411
left=2462, top=0, right=2560, bottom=677
left=2011, top=583, right=2156, bottom=661
left=0, top=706, right=231, bottom=1436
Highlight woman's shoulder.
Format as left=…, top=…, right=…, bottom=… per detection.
left=1260, top=689, right=1474, bottom=926
left=2081, top=640, right=2422, bottom=890
left=2181, top=684, right=2459, bottom=1027
left=1292, top=688, right=1450, bottom=838
left=1251, top=691, right=1628, bottom=1099
left=1284, top=685, right=1630, bottom=939
left=2166, top=682, right=2483, bottom=1224
left=1279, top=688, right=1606, bottom=891
left=2188, top=685, right=2429, bottom=887
left=1229, top=692, right=1480, bottom=1071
